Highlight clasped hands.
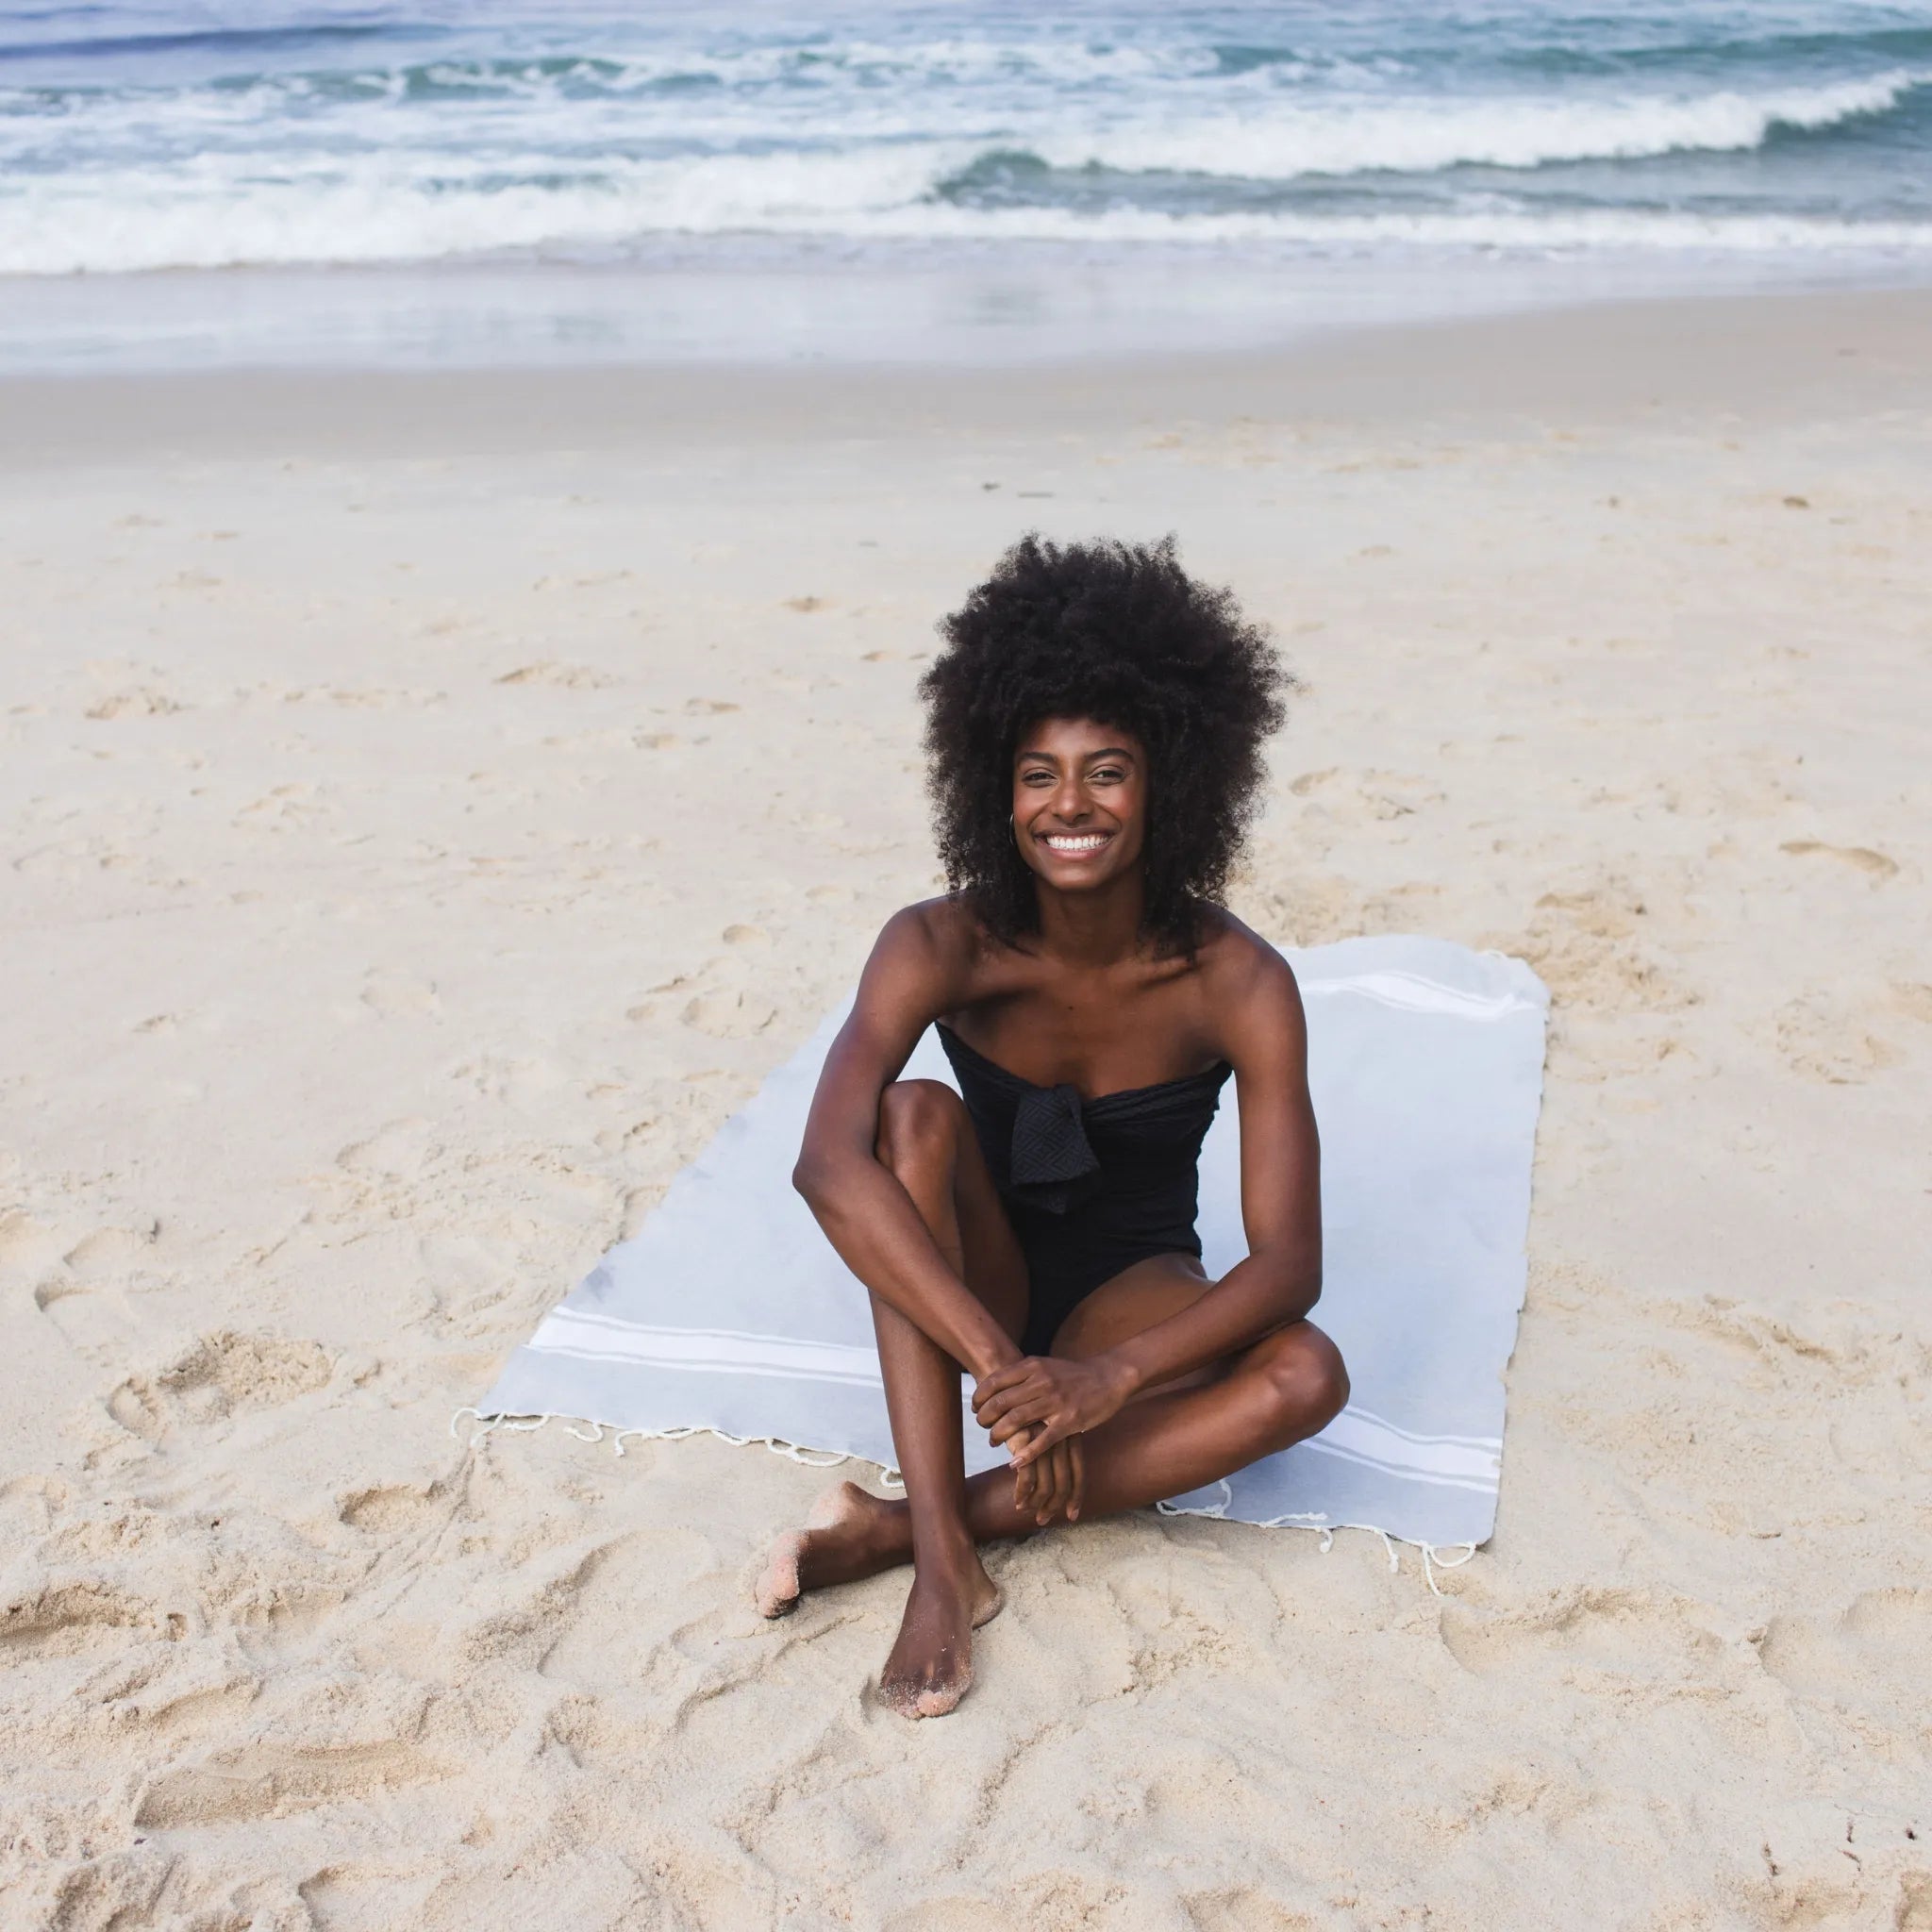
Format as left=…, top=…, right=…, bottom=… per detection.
left=971, top=1351, right=1137, bottom=1528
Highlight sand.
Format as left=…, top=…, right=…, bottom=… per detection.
left=3, top=288, right=1929, bottom=1930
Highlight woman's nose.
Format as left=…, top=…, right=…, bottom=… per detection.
left=1052, top=778, right=1090, bottom=821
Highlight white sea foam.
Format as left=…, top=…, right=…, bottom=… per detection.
left=1037, top=71, right=1926, bottom=178
left=6, top=150, right=1930, bottom=278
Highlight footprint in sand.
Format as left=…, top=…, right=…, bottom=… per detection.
left=2, top=1576, right=163, bottom=1659
left=85, top=687, right=181, bottom=720
left=0, top=1209, right=68, bottom=1279
left=106, top=1331, right=334, bottom=1443
left=1757, top=1587, right=1932, bottom=1734
left=234, top=783, right=333, bottom=832
left=62, top=1220, right=161, bottom=1277
left=1779, top=839, right=1898, bottom=880
left=107, top=1670, right=260, bottom=1748
left=338, top=1485, right=441, bottom=1533
left=359, top=969, right=441, bottom=1018
left=1439, top=1585, right=1732, bottom=1697
left=135, top=1737, right=456, bottom=1830
left=1495, top=876, right=1695, bottom=1016
left=1889, top=983, right=1932, bottom=1025
left=1774, top=991, right=1899, bottom=1085
left=493, top=661, right=618, bottom=689
left=683, top=989, right=777, bottom=1039
left=336, top=1117, right=437, bottom=1179
left=673, top=953, right=779, bottom=1038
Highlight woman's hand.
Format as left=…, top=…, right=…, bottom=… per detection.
left=1008, top=1424, right=1086, bottom=1526
left=974, top=1353, right=1137, bottom=1478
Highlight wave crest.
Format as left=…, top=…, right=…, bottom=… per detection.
left=5, top=149, right=1931, bottom=277
left=1030, top=72, right=1925, bottom=180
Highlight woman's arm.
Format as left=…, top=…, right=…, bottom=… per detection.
left=974, top=939, right=1323, bottom=1464
left=791, top=906, right=1024, bottom=1385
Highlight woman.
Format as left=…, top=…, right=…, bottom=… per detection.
left=760, top=535, right=1347, bottom=1718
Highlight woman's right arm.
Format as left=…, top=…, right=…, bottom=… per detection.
left=791, top=906, right=1024, bottom=1385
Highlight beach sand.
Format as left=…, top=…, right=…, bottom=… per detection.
left=3, top=288, right=1928, bottom=1930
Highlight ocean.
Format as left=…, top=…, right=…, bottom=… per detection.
left=3, top=0, right=1929, bottom=368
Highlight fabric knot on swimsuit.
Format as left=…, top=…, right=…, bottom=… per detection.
left=934, top=1021, right=1233, bottom=1357
left=1008, top=1083, right=1102, bottom=1215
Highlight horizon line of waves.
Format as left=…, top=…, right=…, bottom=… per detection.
left=1474, top=23, right=1932, bottom=80
left=0, top=20, right=416, bottom=67
left=6, top=174, right=1932, bottom=276
left=0, top=34, right=1250, bottom=92
left=12, top=18, right=1932, bottom=91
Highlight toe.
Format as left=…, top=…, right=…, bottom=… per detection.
left=755, top=1533, right=805, bottom=1619
left=914, top=1671, right=970, bottom=1719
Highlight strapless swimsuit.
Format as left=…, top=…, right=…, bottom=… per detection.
left=936, top=1023, right=1233, bottom=1357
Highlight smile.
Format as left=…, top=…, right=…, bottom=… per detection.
left=1039, top=832, right=1112, bottom=855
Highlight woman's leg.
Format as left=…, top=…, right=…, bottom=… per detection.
left=758, top=1078, right=1028, bottom=1719
left=774, top=1257, right=1348, bottom=1585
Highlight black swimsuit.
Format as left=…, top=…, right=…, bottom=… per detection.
left=936, top=1023, right=1233, bottom=1356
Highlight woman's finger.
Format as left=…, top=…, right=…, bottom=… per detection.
left=988, top=1397, right=1056, bottom=1446
left=1028, top=1444, right=1055, bottom=1524
left=973, top=1358, right=1039, bottom=1408
left=974, top=1383, right=1034, bottom=1426
left=1010, top=1425, right=1039, bottom=1511
left=974, top=1372, right=1050, bottom=1424
left=1009, top=1416, right=1071, bottom=1466
left=1036, top=1441, right=1069, bottom=1525
left=1067, top=1434, right=1086, bottom=1523
left=1058, top=1441, right=1082, bottom=1525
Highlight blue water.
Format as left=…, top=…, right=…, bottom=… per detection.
left=1, top=2, right=1928, bottom=364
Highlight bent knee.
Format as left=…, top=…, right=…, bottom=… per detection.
left=874, top=1078, right=964, bottom=1171
left=1245, top=1324, right=1349, bottom=1450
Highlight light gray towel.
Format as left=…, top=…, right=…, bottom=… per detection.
left=475, top=936, right=1547, bottom=1562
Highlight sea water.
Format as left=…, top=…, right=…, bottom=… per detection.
left=2, top=0, right=1928, bottom=368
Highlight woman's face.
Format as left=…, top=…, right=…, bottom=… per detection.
left=1010, top=715, right=1149, bottom=895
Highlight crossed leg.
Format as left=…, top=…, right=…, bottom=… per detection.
left=758, top=1078, right=1349, bottom=1719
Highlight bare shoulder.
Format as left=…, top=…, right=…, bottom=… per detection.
left=1188, top=907, right=1306, bottom=1056
left=1191, top=905, right=1302, bottom=1005
left=873, top=892, right=983, bottom=966
left=861, top=893, right=1001, bottom=1009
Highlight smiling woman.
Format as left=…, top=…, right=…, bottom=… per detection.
left=763, top=535, right=1347, bottom=1718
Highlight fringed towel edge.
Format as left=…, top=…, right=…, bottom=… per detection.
left=449, top=1407, right=1481, bottom=1595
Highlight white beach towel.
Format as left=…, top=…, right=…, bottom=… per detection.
left=474, top=936, right=1547, bottom=1564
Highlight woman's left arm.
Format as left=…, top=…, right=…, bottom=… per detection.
left=974, top=941, right=1322, bottom=1463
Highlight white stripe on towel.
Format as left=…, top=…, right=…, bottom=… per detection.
left=527, top=1308, right=1498, bottom=1491
left=1316, top=1410, right=1500, bottom=1487
left=528, top=1311, right=885, bottom=1388
left=1299, top=970, right=1541, bottom=1022
left=1301, top=1439, right=1499, bottom=1495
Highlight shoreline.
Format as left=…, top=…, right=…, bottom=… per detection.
left=4, top=282, right=1932, bottom=469
left=2, top=242, right=1929, bottom=381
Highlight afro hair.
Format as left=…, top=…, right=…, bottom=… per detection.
left=919, top=534, right=1288, bottom=957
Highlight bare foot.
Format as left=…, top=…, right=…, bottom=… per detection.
left=878, top=1556, right=1003, bottom=1720
left=756, top=1479, right=900, bottom=1619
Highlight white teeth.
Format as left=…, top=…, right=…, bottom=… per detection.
left=1043, top=833, right=1108, bottom=852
